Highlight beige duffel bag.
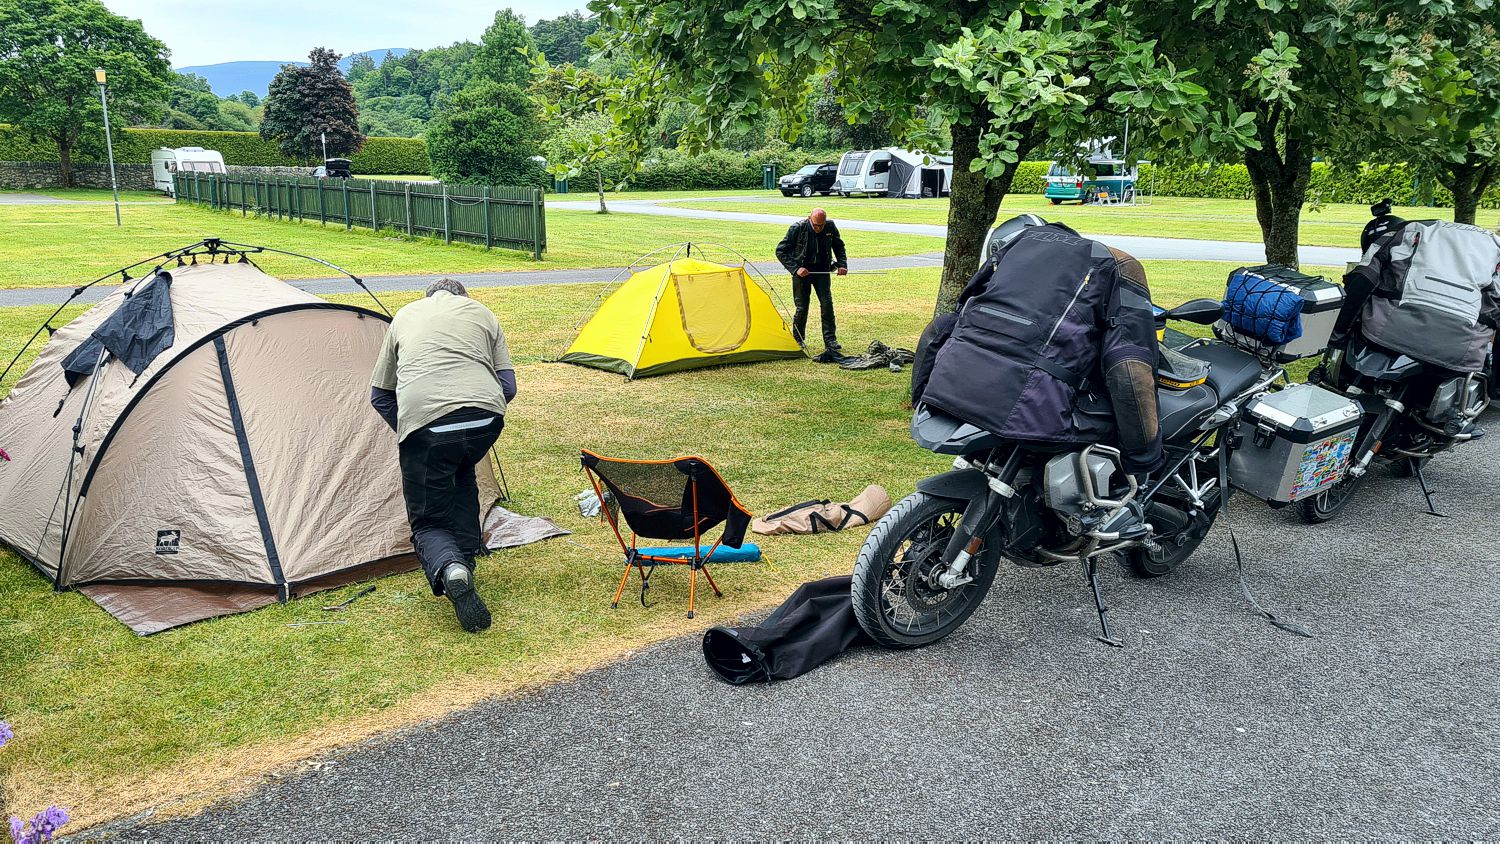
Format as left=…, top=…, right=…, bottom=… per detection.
left=752, top=485, right=893, bottom=535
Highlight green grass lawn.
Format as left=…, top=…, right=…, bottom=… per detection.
left=671, top=193, right=1500, bottom=246
left=1, top=188, right=170, bottom=203
left=0, top=200, right=939, bottom=290
left=0, top=257, right=1285, bottom=827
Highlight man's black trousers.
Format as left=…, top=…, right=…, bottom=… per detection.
left=398, top=406, right=504, bottom=595
left=791, top=272, right=839, bottom=350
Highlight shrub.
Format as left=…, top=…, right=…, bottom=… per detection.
left=0, top=126, right=430, bottom=174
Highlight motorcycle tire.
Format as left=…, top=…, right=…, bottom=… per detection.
left=851, top=492, right=1000, bottom=649
left=1295, top=472, right=1366, bottom=523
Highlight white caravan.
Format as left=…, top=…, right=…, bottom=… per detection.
left=833, top=148, right=952, bottom=198
left=150, top=147, right=227, bottom=195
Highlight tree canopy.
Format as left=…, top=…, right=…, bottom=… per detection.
left=0, top=0, right=171, bottom=185
left=426, top=80, right=544, bottom=185
left=591, top=0, right=1213, bottom=310
left=260, top=47, right=365, bottom=159
left=530, top=12, right=600, bottom=65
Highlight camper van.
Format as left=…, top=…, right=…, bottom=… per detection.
left=834, top=148, right=952, bottom=198
left=1043, top=153, right=1137, bottom=204
left=150, top=147, right=227, bottom=195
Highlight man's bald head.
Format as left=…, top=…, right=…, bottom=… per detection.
left=809, top=208, right=827, bottom=231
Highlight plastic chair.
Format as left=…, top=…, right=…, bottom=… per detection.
left=581, top=450, right=754, bottom=618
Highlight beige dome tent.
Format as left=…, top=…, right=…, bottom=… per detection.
left=0, top=243, right=503, bottom=633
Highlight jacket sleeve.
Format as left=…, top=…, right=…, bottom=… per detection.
left=369, top=386, right=398, bottom=432
left=831, top=222, right=848, bottom=269
left=1100, top=255, right=1163, bottom=474
left=775, top=223, right=800, bottom=274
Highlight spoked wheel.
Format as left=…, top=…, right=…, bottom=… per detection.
left=851, top=492, right=1000, bottom=649
left=1295, top=472, right=1366, bottom=523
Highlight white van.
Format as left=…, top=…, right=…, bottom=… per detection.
left=151, top=147, right=227, bottom=195
left=834, top=148, right=951, bottom=198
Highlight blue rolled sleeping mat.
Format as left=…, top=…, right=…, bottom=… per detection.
left=634, top=543, right=762, bottom=562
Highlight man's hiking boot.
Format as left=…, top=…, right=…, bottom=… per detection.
left=442, top=564, right=492, bottom=633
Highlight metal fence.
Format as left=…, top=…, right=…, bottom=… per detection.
left=172, top=172, right=546, bottom=258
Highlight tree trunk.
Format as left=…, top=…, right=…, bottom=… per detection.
left=934, top=118, right=1019, bottom=315
left=595, top=168, right=608, bottom=214
left=1244, top=139, right=1312, bottom=268
left=1442, top=155, right=1494, bottom=226
left=57, top=135, right=75, bottom=189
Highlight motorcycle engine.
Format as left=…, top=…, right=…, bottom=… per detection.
left=1425, top=375, right=1487, bottom=433
left=1042, top=452, right=1117, bottom=516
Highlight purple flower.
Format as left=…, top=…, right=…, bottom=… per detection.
left=0, top=721, right=12, bottom=749
left=8, top=808, right=68, bottom=844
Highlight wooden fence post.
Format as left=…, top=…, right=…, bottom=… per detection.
left=370, top=180, right=378, bottom=231
left=342, top=180, right=351, bottom=231
left=483, top=187, right=492, bottom=249
left=317, top=179, right=325, bottom=225
left=442, top=185, right=451, bottom=244
left=404, top=183, right=412, bottom=237
left=531, top=188, right=542, bottom=260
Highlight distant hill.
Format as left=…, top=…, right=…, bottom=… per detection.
left=178, top=48, right=412, bottom=97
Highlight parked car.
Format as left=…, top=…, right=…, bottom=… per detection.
left=778, top=163, right=838, bottom=197
left=313, top=158, right=353, bottom=179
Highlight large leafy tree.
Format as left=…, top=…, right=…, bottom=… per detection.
left=1147, top=0, right=1481, bottom=265
left=590, top=0, right=1214, bottom=312
left=474, top=10, right=536, bottom=88
left=426, top=81, right=544, bottom=185
left=260, top=47, right=365, bottom=159
left=0, top=0, right=170, bottom=186
left=1409, top=10, right=1500, bottom=225
left=530, top=12, right=601, bottom=64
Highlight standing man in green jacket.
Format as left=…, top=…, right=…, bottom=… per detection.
left=776, top=208, right=849, bottom=360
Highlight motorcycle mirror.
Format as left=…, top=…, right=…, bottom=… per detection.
left=1166, top=298, right=1223, bottom=325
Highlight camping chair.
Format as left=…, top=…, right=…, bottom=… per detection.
left=581, top=450, right=754, bottom=618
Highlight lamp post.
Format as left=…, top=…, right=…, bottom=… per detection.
left=95, top=67, right=121, bottom=226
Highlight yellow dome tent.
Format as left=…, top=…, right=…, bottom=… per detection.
left=558, top=246, right=805, bottom=379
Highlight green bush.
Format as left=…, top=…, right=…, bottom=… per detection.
left=0, top=126, right=430, bottom=174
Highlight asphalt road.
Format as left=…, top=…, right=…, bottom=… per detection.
left=551, top=197, right=1364, bottom=266
left=0, top=252, right=947, bottom=308
left=117, top=416, right=1500, bottom=839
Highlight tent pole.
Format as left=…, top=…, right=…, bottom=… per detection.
left=623, top=243, right=687, bottom=380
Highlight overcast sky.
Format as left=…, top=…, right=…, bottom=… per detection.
left=104, top=1, right=589, bottom=67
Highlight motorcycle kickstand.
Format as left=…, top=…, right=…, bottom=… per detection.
left=1413, top=462, right=1447, bottom=518
left=1084, top=554, right=1125, bottom=648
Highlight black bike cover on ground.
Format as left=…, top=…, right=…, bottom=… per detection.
left=702, top=575, right=872, bottom=684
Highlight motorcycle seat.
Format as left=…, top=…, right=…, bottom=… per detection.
left=1181, top=343, right=1263, bottom=399
left=1157, top=383, right=1218, bottom=441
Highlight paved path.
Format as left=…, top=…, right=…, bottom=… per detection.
left=551, top=197, right=1363, bottom=266
left=120, top=424, right=1500, bottom=838
left=0, top=253, right=946, bottom=308
left=0, top=193, right=78, bottom=205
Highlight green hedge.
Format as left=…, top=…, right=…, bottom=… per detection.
left=1136, top=160, right=1499, bottom=209
left=0, top=126, right=431, bottom=175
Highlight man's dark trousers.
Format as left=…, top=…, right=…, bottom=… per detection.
left=398, top=406, right=504, bottom=595
left=792, top=272, right=838, bottom=350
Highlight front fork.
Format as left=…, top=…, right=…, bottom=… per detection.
left=936, top=451, right=1024, bottom=588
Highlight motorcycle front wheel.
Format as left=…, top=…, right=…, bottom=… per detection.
left=851, top=492, right=1000, bottom=649
left=1295, top=472, right=1366, bottom=523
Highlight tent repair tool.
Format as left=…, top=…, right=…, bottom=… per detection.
left=323, top=585, right=377, bottom=611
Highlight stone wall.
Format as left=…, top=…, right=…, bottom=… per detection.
left=0, top=161, right=155, bottom=191
left=227, top=164, right=316, bottom=178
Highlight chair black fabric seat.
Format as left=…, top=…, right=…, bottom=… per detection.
left=581, top=450, right=756, bottom=618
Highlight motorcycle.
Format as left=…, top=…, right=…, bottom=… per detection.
left=851, top=298, right=1285, bottom=649
left=1296, top=204, right=1492, bottom=523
